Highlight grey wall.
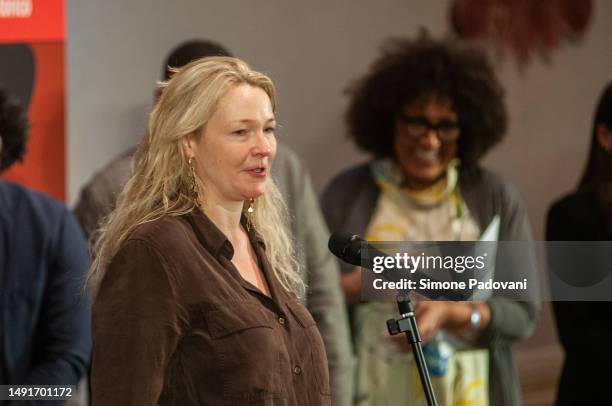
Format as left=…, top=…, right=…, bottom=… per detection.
left=67, top=0, right=448, bottom=204
left=485, top=3, right=612, bottom=241
left=68, top=0, right=612, bottom=244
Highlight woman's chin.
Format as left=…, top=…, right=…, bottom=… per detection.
left=241, top=188, right=266, bottom=200
left=405, top=168, right=444, bottom=188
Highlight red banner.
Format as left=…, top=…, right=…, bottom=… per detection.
left=1, top=0, right=65, bottom=200
left=0, top=0, right=64, bottom=43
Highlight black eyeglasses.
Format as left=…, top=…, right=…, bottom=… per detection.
left=398, top=115, right=460, bottom=142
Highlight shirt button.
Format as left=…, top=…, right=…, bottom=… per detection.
left=278, top=316, right=286, bottom=325
left=293, top=365, right=302, bottom=375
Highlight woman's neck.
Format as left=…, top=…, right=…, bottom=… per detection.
left=404, top=172, right=446, bottom=192
left=201, top=197, right=245, bottom=241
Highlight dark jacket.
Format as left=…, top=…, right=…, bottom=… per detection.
left=0, top=181, right=91, bottom=402
left=547, top=190, right=612, bottom=406
left=321, top=163, right=540, bottom=406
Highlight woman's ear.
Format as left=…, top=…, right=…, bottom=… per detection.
left=182, top=134, right=197, bottom=159
left=596, top=124, right=612, bottom=152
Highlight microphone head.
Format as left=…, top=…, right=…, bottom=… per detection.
left=328, top=232, right=364, bottom=266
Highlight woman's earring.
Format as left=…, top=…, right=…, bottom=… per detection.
left=246, top=198, right=255, bottom=230
left=188, top=157, right=201, bottom=208
left=247, top=198, right=255, bottom=214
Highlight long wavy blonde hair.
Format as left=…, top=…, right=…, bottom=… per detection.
left=88, top=57, right=303, bottom=298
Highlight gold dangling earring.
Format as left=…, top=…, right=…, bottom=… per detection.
left=247, top=198, right=255, bottom=214
left=188, top=157, right=201, bottom=209
left=246, top=198, right=255, bottom=231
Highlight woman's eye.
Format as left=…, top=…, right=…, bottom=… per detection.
left=233, top=129, right=247, bottom=136
left=264, top=127, right=276, bottom=133
left=407, top=123, right=427, bottom=131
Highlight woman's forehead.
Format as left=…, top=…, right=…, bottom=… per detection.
left=402, top=95, right=456, bottom=116
left=210, top=85, right=274, bottom=123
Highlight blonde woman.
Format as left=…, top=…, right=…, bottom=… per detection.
left=89, top=57, right=331, bottom=405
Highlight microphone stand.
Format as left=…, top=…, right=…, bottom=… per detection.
left=386, top=293, right=438, bottom=406
left=327, top=233, right=439, bottom=405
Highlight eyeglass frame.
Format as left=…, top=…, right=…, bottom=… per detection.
left=396, top=114, right=461, bottom=143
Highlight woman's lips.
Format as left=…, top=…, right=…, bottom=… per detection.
left=414, top=149, right=438, bottom=162
left=246, top=167, right=268, bottom=177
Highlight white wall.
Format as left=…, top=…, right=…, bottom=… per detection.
left=68, top=0, right=612, bottom=245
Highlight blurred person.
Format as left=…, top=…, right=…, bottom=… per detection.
left=322, top=33, right=538, bottom=406
left=74, top=40, right=231, bottom=239
left=0, top=89, right=91, bottom=399
left=547, top=82, right=612, bottom=406
left=75, top=40, right=353, bottom=405
left=89, top=57, right=331, bottom=405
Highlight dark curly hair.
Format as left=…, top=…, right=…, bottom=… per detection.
left=345, top=32, right=507, bottom=165
left=0, top=88, right=29, bottom=172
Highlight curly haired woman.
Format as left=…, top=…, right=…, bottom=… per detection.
left=322, top=33, right=539, bottom=406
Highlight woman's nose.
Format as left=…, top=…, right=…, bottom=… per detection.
left=419, top=129, right=441, bottom=150
left=252, top=130, right=272, bottom=156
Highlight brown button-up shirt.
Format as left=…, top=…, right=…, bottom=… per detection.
left=91, top=210, right=331, bottom=405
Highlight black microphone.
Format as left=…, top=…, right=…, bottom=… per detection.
left=328, top=232, right=466, bottom=301
left=328, top=232, right=364, bottom=267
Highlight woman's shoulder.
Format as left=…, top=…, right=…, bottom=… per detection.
left=547, top=190, right=600, bottom=230
left=460, top=165, right=515, bottom=195
left=320, top=162, right=378, bottom=229
left=321, top=162, right=375, bottom=206
left=104, top=215, right=199, bottom=289
left=459, top=165, right=532, bottom=237
left=549, top=190, right=594, bottom=214
left=460, top=165, right=528, bottom=211
left=126, top=215, right=194, bottom=254
left=323, top=162, right=372, bottom=190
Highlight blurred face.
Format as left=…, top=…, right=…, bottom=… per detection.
left=596, top=123, right=612, bottom=152
left=393, top=97, right=460, bottom=189
left=184, top=83, right=276, bottom=205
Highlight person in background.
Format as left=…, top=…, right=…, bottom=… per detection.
left=75, top=40, right=353, bottom=405
left=90, top=56, right=331, bottom=405
left=74, top=40, right=231, bottom=239
left=547, top=82, right=612, bottom=406
left=0, top=88, right=91, bottom=401
left=322, top=33, right=538, bottom=406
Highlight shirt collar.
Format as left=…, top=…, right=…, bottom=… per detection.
left=187, top=209, right=265, bottom=260
left=239, top=215, right=266, bottom=248
left=370, top=158, right=460, bottom=208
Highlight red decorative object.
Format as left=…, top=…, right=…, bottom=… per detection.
left=451, top=0, right=593, bottom=66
